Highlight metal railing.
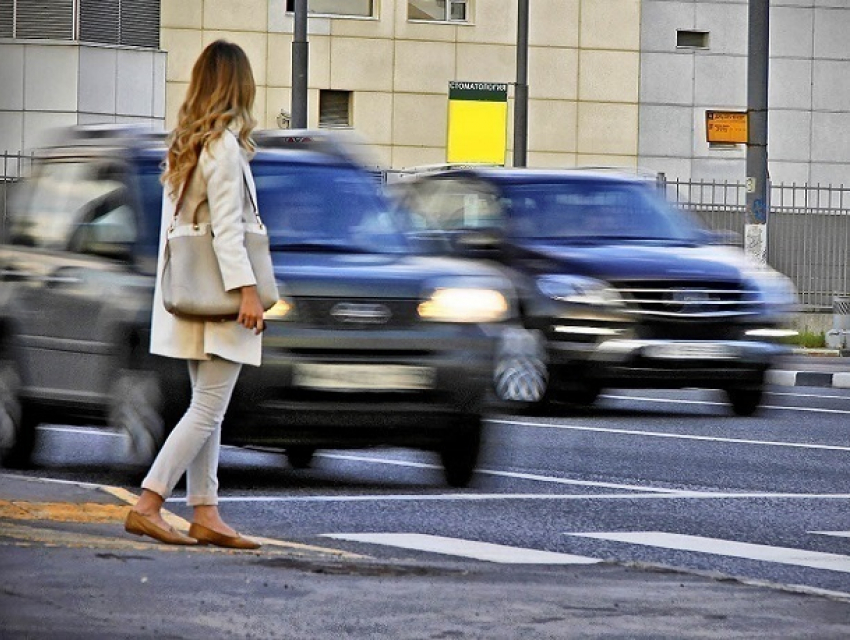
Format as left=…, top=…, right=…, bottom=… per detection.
left=661, top=176, right=850, bottom=310
left=1, top=151, right=35, bottom=231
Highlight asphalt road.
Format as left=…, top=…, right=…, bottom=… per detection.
left=9, top=381, right=850, bottom=590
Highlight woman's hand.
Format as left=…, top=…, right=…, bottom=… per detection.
left=237, top=285, right=265, bottom=334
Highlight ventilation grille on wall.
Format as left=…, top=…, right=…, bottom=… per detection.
left=14, top=0, right=74, bottom=40
left=0, top=0, right=159, bottom=47
left=319, top=90, right=352, bottom=129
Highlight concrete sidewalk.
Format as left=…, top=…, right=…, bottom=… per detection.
left=1, top=473, right=849, bottom=639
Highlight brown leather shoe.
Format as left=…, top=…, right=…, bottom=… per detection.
left=124, top=510, right=198, bottom=546
left=188, top=522, right=261, bottom=550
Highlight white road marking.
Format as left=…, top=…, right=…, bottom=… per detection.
left=206, top=491, right=850, bottom=504
left=322, top=532, right=600, bottom=565
left=767, top=390, right=850, bottom=400
left=320, top=452, right=680, bottom=493
left=490, top=418, right=850, bottom=452
left=38, top=425, right=122, bottom=437
left=811, top=531, right=850, bottom=539
left=601, top=393, right=850, bottom=415
left=568, top=531, right=850, bottom=574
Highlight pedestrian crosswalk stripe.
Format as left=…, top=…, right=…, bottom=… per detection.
left=322, top=533, right=601, bottom=565
left=568, top=531, right=850, bottom=573
left=810, top=531, right=850, bottom=539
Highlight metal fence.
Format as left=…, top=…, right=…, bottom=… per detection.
left=661, top=177, right=850, bottom=311
left=1, top=152, right=35, bottom=233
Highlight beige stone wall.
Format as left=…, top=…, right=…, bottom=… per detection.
left=160, top=0, right=640, bottom=170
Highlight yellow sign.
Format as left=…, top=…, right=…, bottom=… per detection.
left=706, top=110, right=748, bottom=144
left=447, top=82, right=508, bottom=165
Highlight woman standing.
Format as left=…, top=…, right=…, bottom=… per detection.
left=124, top=40, right=266, bottom=549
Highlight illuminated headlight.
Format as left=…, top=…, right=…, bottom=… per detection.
left=263, top=297, right=295, bottom=321
left=745, top=328, right=799, bottom=339
left=419, top=288, right=511, bottom=323
left=537, top=275, right=623, bottom=307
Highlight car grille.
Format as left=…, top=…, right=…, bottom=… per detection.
left=612, top=281, right=758, bottom=319
left=292, top=297, right=420, bottom=329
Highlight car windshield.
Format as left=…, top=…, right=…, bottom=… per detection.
left=501, top=180, right=704, bottom=243
left=252, top=161, right=409, bottom=254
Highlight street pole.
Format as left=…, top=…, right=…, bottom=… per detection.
left=745, top=0, right=770, bottom=263
left=513, top=0, right=529, bottom=167
left=291, top=0, right=309, bottom=129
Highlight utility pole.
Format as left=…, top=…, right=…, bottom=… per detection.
left=291, top=0, right=309, bottom=129
left=513, top=0, right=529, bottom=167
left=745, top=0, right=770, bottom=263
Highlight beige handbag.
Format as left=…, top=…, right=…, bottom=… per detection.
left=161, top=160, right=279, bottom=321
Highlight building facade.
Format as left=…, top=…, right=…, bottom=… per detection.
left=5, top=1, right=850, bottom=185
left=0, top=0, right=166, bottom=157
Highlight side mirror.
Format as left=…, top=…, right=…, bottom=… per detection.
left=704, top=229, right=742, bottom=246
left=450, top=227, right=504, bottom=258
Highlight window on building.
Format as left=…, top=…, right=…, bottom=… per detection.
left=285, top=0, right=373, bottom=17
left=409, top=0, right=468, bottom=22
left=0, top=0, right=159, bottom=47
left=677, top=30, right=709, bottom=49
left=319, top=90, right=352, bottom=129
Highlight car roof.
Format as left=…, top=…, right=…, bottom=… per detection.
left=33, top=125, right=370, bottom=170
left=407, top=166, right=656, bottom=187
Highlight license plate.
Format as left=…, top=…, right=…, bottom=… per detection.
left=292, top=363, right=435, bottom=391
left=643, top=343, right=737, bottom=360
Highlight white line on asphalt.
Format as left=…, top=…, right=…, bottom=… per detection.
left=810, top=531, right=850, bottom=539
left=767, top=390, right=850, bottom=400
left=204, top=491, right=850, bottom=504
left=601, top=393, right=850, bottom=415
left=319, top=452, right=681, bottom=493
left=322, top=533, right=600, bottom=564
left=490, top=418, right=850, bottom=452
left=38, top=425, right=123, bottom=437
left=568, top=531, right=850, bottom=573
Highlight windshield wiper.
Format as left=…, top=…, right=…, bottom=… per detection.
left=269, top=240, right=374, bottom=254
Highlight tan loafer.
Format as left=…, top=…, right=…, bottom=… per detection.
left=124, top=510, right=198, bottom=546
left=188, top=522, right=261, bottom=550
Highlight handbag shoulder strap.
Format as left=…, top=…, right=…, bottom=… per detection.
left=171, top=159, right=200, bottom=228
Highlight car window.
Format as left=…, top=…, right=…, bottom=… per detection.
left=405, top=178, right=502, bottom=232
left=7, top=159, right=136, bottom=251
left=252, top=161, right=409, bottom=253
left=501, top=181, right=703, bottom=242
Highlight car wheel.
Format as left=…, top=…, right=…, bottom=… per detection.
left=564, top=382, right=601, bottom=407
left=493, top=327, right=549, bottom=403
left=110, top=369, right=167, bottom=466
left=286, top=446, right=316, bottom=469
left=725, top=386, right=763, bottom=417
left=440, top=415, right=482, bottom=488
left=0, top=360, right=37, bottom=469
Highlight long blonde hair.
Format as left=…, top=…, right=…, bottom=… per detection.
left=163, top=40, right=257, bottom=198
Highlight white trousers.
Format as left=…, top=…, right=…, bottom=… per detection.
left=141, top=357, right=242, bottom=506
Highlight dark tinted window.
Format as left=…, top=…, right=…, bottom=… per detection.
left=252, top=160, right=408, bottom=253
left=501, top=181, right=703, bottom=242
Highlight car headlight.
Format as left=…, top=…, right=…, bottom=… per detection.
left=536, top=275, right=624, bottom=307
left=419, top=278, right=513, bottom=323
left=263, top=296, right=296, bottom=321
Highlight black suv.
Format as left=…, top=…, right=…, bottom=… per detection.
left=0, top=127, right=515, bottom=486
left=392, top=168, right=798, bottom=415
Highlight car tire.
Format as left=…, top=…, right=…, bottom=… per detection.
left=0, top=359, right=37, bottom=469
left=564, top=382, right=601, bottom=407
left=493, top=327, right=549, bottom=404
left=726, top=386, right=763, bottom=417
left=440, top=415, right=482, bottom=488
left=110, top=369, right=168, bottom=466
left=286, top=446, right=316, bottom=469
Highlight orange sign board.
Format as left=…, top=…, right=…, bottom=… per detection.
left=706, top=110, right=748, bottom=144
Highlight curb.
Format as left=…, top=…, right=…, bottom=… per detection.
left=768, top=370, right=850, bottom=388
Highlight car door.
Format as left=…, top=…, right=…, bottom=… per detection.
left=1, top=156, right=141, bottom=414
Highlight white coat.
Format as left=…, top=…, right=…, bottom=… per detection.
left=150, top=130, right=263, bottom=367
